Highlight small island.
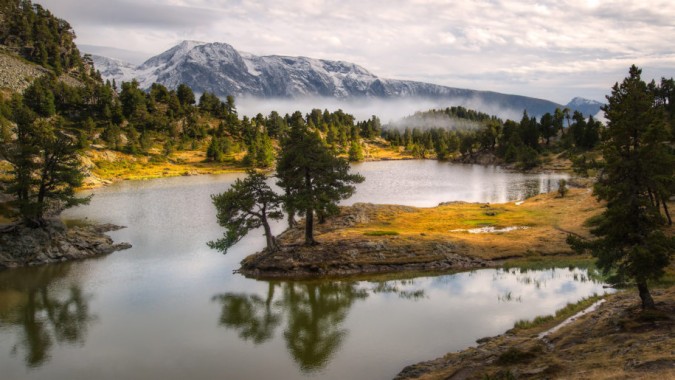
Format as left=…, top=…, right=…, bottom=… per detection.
left=238, top=188, right=602, bottom=279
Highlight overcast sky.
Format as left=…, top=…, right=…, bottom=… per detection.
left=34, top=0, right=675, bottom=104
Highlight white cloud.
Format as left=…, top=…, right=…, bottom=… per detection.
left=35, top=0, right=675, bottom=104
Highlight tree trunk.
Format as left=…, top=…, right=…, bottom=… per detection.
left=637, top=281, right=655, bottom=309
left=261, top=217, right=278, bottom=252
left=661, top=196, right=672, bottom=225
left=305, top=209, right=316, bottom=245
left=304, top=168, right=316, bottom=245
left=646, top=188, right=656, bottom=208
left=287, top=211, right=296, bottom=228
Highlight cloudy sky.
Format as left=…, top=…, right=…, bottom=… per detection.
left=34, top=0, right=675, bottom=104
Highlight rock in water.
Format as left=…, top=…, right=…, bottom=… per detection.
left=0, top=219, right=131, bottom=269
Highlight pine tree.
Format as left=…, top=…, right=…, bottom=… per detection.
left=276, top=125, right=364, bottom=245
left=209, top=170, right=283, bottom=253
left=1, top=106, right=89, bottom=227
left=568, top=65, right=673, bottom=309
left=348, top=140, right=364, bottom=162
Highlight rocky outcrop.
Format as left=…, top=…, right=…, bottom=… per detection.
left=0, top=48, right=48, bottom=93
left=0, top=48, right=83, bottom=94
left=0, top=219, right=131, bottom=269
left=239, top=240, right=491, bottom=279
left=454, top=151, right=501, bottom=166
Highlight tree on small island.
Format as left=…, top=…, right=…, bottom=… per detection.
left=0, top=93, right=90, bottom=228
left=568, top=65, right=674, bottom=309
left=209, top=170, right=283, bottom=253
left=276, top=121, right=364, bottom=245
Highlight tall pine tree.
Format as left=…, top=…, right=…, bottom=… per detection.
left=568, top=65, right=673, bottom=309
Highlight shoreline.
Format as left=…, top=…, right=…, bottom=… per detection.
left=78, top=149, right=574, bottom=191
left=395, top=287, right=675, bottom=379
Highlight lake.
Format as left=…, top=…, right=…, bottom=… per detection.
left=0, top=161, right=607, bottom=379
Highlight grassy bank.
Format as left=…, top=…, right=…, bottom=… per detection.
left=82, top=139, right=412, bottom=188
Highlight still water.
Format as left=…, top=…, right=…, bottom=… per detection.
left=0, top=161, right=604, bottom=379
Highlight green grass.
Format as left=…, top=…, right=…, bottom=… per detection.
left=502, top=255, right=596, bottom=271
left=363, top=230, right=400, bottom=236
left=512, top=294, right=604, bottom=331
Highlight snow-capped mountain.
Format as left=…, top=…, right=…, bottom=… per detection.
left=90, top=55, right=137, bottom=83
left=94, top=40, right=570, bottom=116
left=565, top=97, right=604, bottom=117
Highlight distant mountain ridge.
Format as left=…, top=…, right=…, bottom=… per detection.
left=565, top=97, right=605, bottom=116
left=93, top=41, right=602, bottom=117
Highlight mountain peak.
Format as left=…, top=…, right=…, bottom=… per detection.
left=93, top=40, right=568, bottom=116
left=566, top=97, right=604, bottom=116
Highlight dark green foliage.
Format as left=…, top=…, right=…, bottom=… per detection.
left=557, top=179, right=568, bottom=197
left=176, top=84, right=195, bottom=108
left=538, top=112, right=556, bottom=145
left=358, top=115, right=382, bottom=139
left=209, top=170, right=283, bottom=253
left=571, top=153, right=600, bottom=177
left=243, top=132, right=275, bottom=168
left=207, top=137, right=233, bottom=162
left=198, top=91, right=225, bottom=117
left=0, top=101, right=90, bottom=226
left=348, top=140, right=364, bottom=162
left=516, top=145, right=541, bottom=170
left=119, top=80, right=146, bottom=120
left=568, top=66, right=674, bottom=309
left=276, top=124, right=364, bottom=245
left=22, top=76, right=55, bottom=117
left=0, top=0, right=83, bottom=73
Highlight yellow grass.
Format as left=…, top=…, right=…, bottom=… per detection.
left=333, top=189, right=604, bottom=260
left=362, top=138, right=415, bottom=160
left=85, top=148, right=247, bottom=188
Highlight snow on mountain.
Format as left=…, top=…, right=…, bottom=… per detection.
left=565, top=97, right=604, bottom=117
left=90, top=55, right=137, bottom=84
left=94, top=41, right=569, bottom=116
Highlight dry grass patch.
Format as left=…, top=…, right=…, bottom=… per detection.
left=363, top=139, right=415, bottom=160
left=85, top=148, right=245, bottom=187
left=335, top=189, right=603, bottom=261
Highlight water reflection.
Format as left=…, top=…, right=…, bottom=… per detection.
left=214, top=281, right=376, bottom=372
left=212, top=283, right=281, bottom=345
left=213, top=270, right=604, bottom=375
left=0, top=264, right=96, bottom=368
left=348, top=161, right=568, bottom=206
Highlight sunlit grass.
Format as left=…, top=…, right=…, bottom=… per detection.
left=363, top=230, right=400, bottom=236
left=87, top=149, right=246, bottom=187
left=336, top=189, right=605, bottom=261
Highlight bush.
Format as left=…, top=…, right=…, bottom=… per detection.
left=557, top=179, right=568, bottom=197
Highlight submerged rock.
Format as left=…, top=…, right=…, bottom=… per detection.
left=0, top=219, right=131, bottom=269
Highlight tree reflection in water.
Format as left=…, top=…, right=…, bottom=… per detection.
left=213, top=278, right=424, bottom=372
left=212, top=283, right=281, bottom=345
left=0, top=264, right=96, bottom=368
